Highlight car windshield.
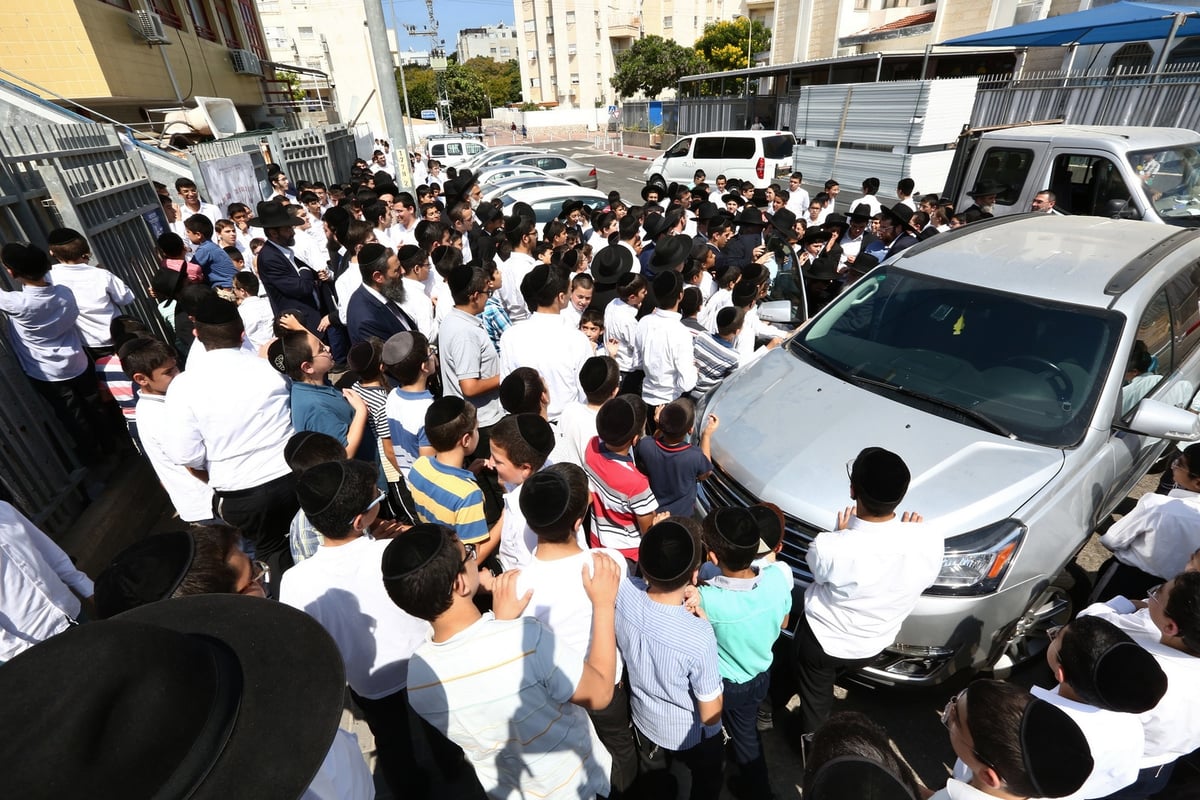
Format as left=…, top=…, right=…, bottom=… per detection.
left=789, top=268, right=1123, bottom=447
left=1129, top=145, right=1200, bottom=228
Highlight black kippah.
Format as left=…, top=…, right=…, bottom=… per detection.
left=448, top=263, right=473, bottom=296
left=267, top=339, right=287, bottom=373
left=1019, top=698, right=1094, bottom=798
left=296, top=461, right=350, bottom=517
left=657, top=402, right=690, bottom=438
left=426, top=396, right=467, bottom=429
left=711, top=507, right=759, bottom=552
left=47, top=227, right=85, bottom=246
left=499, top=373, right=533, bottom=413
left=596, top=396, right=639, bottom=445
left=731, top=281, right=759, bottom=307
left=807, top=757, right=916, bottom=800
left=381, top=524, right=446, bottom=582
left=1093, top=641, right=1168, bottom=713
left=515, top=413, right=556, bottom=456
left=653, top=270, right=681, bottom=299
left=850, top=448, right=910, bottom=506
left=358, top=242, right=387, bottom=266
left=520, top=470, right=572, bottom=530
left=193, top=295, right=239, bottom=325
left=521, top=263, right=552, bottom=298
left=715, top=306, right=740, bottom=329
left=639, top=520, right=697, bottom=584
left=579, top=357, right=611, bottom=394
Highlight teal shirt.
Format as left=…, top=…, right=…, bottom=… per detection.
left=697, top=561, right=793, bottom=684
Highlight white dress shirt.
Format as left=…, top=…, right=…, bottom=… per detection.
left=182, top=202, right=221, bottom=225
left=854, top=194, right=883, bottom=217
left=734, top=305, right=789, bottom=361
left=603, top=298, right=640, bottom=372
left=785, top=188, right=811, bottom=216
left=0, top=284, right=89, bottom=381
left=1099, top=488, right=1200, bottom=580
left=636, top=308, right=698, bottom=405
left=497, top=252, right=538, bottom=322
left=1029, top=684, right=1144, bottom=800
left=400, top=277, right=437, bottom=340
left=0, top=501, right=93, bottom=662
left=334, top=263, right=363, bottom=323
left=136, top=393, right=216, bottom=522
left=49, top=263, right=134, bottom=348
left=164, top=347, right=294, bottom=492
left=498, top=312, right=593, bottom=420
left=804, top=515, right=944, bottom=659
left=1080, top=598, right=1200, bottom=767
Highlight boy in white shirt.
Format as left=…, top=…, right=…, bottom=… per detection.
left=232, top=272, right=275, bottom=349
left=556, top=356, right=620, bottom=468
left=397, top=244, right=437, bottom=340
left=381, top=523, right=620, bottom=800
left=489, top=413, right=557, bottom=571
left=516, top=464, right=638, bottom=793
left=795, top=447, right=942, bottom=735
left=47, top=227, right=134, bottom=355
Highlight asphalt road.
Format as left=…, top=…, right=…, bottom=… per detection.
left=473, top=143, right=1186, bottom=798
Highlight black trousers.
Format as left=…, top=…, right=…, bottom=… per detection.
left=588, top=680, right=639, bottom=794
left=351, top=687, right=485, bottom=800
left=632, top=725, right=724, bottom=800
left=214, top=472, right=299, bottom=596
left=1091, top=556, right=1164, bottom=605
left=792, top=613, right=875, bottom=736
left=30, top=370, right=103, bottom=464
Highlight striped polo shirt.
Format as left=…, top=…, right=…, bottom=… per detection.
left=407, top=455, right=488, bottom=544
left=615, top=578, right=723, bottom=751
left=582, top=437, right=659, bottom=557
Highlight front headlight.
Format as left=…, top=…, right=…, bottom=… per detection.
left=924, top=519, right=1026, bottom=597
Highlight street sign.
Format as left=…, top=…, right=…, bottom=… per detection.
left=608, top=105, right=617, bottom=116
left=420, top=109, right=437, bottom=120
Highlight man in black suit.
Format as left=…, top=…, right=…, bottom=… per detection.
left=879, top=203, right=919, bottom=260
left=251, top=200, right=329, bottom=335
left=345, top=242, right=416, bottom=345
left=838, top=203, right=879, bottom=274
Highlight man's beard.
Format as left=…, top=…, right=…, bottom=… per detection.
left=380, top=277, right=407, bottom=304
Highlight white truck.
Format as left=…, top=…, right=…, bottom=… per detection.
left=945, top=123, right=1200, bottom=225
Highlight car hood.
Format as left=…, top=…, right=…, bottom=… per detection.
left=704, top=349, right=1065, bottom=534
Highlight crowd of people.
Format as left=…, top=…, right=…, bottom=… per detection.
left=1, top=145, right=1198, bottom=800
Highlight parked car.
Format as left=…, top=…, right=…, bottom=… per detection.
left=500, top=153, right=599, bottom=188
left=481, top=175, right=573, bottom=203
left=644, top=129, right=796, bottom=190
left=498, top=185, right=609, bottom=235
left=423, top=134, right=486, bottom=168
left=696, top=214, right=1200, bottom=687
left=462, top=146, right=548, bottom=172
left=475, top=164, right=554, bottom=189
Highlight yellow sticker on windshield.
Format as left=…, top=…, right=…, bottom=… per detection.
left=953, top=312, right=966, bottom=336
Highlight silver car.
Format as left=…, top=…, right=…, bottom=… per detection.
left=500, top=153, right=599, bottom=189
left=696, top=215, right=1200, bottom=687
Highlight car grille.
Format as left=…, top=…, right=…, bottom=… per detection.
left=699, top=464, right=820, bottom=586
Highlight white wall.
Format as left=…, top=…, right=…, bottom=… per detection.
left=492, top=106, right=608, bottom=128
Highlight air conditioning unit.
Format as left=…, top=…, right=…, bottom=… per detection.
left=131, top=10, right=170, bottom=45
left=230, top=49, right=263, bottom=77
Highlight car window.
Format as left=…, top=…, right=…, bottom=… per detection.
left=1121, top=290, right=1173, bottom=417
left=762, top=134, right=796, bottom=160
left=794, top=268, right=1123, bottom=446
left=723, top=137, right=756, bottom=159
left=665, top=138, right=691, bottom=158
left=975, top=147, right=1033, bottom=206
left=693, top=137, right=724, bottom=159
left=1167, top=262, right=1200, bottom=365
left=431, top=144, right=445, bottom=157
left=538, top=157, right=566, bottom=170
left=466, top=143, right=484, bottom=155
left=446, top=143, right=463, bottom=156
left=1049, top=154, right=1132, bottom=217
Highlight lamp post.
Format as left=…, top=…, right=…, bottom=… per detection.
left=734, top=14, right=753, bottom=100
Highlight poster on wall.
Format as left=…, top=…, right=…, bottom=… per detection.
left=196, top=153, right=260, bottom=209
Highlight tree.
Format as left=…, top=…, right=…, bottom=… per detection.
left=610, top=35, right=708, bottom=99
left=396, top=65, right=439, bottom=117
left=694, top=18, right=772, bottom=72
left=443, top=62, right=490, bottom=124
left=463, top=57, right=521, bottom=108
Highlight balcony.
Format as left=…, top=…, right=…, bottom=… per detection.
left=608, top=16, right=639, bottom=38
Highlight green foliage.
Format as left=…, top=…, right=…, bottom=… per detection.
left=396, top=57, right=521, bottom=125
left=694, top=18, right=772, bottom=71
left=610, top=35, right=708, bottom=99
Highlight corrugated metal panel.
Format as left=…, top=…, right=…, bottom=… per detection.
left=794, top=78, right=979, bottom=148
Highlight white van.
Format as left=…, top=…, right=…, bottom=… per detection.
left=644, top=130, right=796, bottom=189
left=424, top=135, right=487, bottom=168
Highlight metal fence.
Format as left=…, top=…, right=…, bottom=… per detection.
left=190, top=124, right=360, bottom=202
left=970, top=62, right=1200, bottom=130
left=0, top=122, right=168, bottom=534
left=621, top=96, right=796, bottom=136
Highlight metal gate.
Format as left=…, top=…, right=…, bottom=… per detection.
left=0, top=122, right=169, bottom=533
left=269, top=125, right=358, bottom=187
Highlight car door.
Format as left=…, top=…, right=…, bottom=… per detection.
left=532, top=156, right=568, bottom=178
left=660, top=137, right=693, bottom=182
left=1045, top=151, right=1143, bottom=218
left=960, top=144, right=1038, bottom=215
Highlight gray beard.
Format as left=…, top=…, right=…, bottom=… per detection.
left=380, top=279, right=407, bottom=304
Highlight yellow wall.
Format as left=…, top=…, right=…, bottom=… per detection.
left=0, top=1, right=108, bottom=98
left=937, top=0, right=998, bottom=44
left=0, top=1, right=261, bottom=109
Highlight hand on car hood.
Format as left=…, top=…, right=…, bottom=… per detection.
left=705, top=351, right=1065, bottom=532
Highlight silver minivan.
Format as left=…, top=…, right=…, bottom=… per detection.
left=644, top=130, right=796, bottom=190
left=696, top=215, right=1200, bottom=687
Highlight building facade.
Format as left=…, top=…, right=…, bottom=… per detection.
left=457, top=23, right=519, bottom=63
left=0, top=0, right=269, bottom=128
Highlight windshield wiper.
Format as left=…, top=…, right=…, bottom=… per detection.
left=792, top=341, right=855, bottom=383
left=853, top=375, right=1015, bottom=438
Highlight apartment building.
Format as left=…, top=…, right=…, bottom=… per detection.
left=515, top=0, right=756, bottom=107
left=0, top=0, right=269, bottom=127
left=457, top=23, right=519, bottom=63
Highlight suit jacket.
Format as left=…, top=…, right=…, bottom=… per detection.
left=257, top=240, right=323, bottom=332
left=886, top=233, right=919, bottom=260
left=346, top=285, right=415, bottom=345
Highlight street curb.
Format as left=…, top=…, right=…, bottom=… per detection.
left=613, top=153, right=652, bottom=160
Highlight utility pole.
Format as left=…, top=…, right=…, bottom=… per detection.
left=363, top=0, right=414, bottom=190
left=404, top=0, right=452, bottom=132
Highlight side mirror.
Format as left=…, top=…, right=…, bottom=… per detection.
left=758, top=299, right=793, bottom=326
left=1127, top=397, right=1200, bottom=440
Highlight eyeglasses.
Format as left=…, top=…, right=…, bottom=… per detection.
left=363, top=492, right=385, bottom=515
left=239, top=559, right=270, bottom=595
left=461, top=542, right=477, bottom=569
left=845, top=458, right=855, bottom=481
left=940, top=689, right=1001, bottom=777
left=1147, top=583, right=1163, bottom=604
left=1173, top=455, right=1200, bottom=479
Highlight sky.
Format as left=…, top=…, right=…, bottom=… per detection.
left=381, top=0, right=516, bottom=55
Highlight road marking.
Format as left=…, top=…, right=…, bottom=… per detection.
left=628, top=177, right=646, bottom=185
left=593, top=167, right=612, bottom=174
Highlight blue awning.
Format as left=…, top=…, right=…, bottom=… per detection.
left=940, top=1, right=1200, bottom=47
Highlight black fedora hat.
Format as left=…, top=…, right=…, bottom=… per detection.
left=769, top=208, right=799, bottom=238
left=967, top=179, right=1006, bottom=198
left=640, top=183, right=664, bottom=201
left=881, top=202, right=915, bottom=230
left=846, top=203, right=873, bottom=223
left=694, top=201, right=721, bottom=222
left=734, top=206, right=764, bottom=228
left=0, top=594, right=345, bottom=799
left=249, top=199, right=304, bottom=229
left=650, top=234, right=691, bottom=270
left=592, top=244, right=634, bottom=285
left=642, top=213, right=669, bottom=241
left=558, top=198, right=584, bottom=220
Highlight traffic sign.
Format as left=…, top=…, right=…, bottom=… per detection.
left=420, top=109, right=437, bottom=120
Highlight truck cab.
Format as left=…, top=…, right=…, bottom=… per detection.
left=947, top=125, right=1200, bottom=226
